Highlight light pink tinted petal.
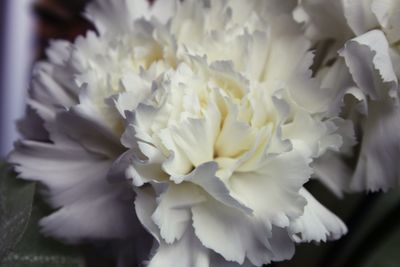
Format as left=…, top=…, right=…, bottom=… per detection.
left=9, top=140, right=139, bottom=242
left=55, top=104, right=123, bottom=157
left=39, top=185, right=139, bottom=243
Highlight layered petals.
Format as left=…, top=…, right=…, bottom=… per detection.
left=9, top=0, right=359, bottom=266
left=9, top=138, right=138, bottom=242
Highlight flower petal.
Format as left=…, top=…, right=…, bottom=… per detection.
left=148, top=228, right=209, bottom=267
left=289, top=189, right=348, bottom=243
left=55, top=104, right=123, bottom=157
left=263, top=16, right=310, bottom=84
left=342, top=0, right=378, bottom=35
left=351, top=99, right=400, bottom=191
left=282, top=111, right=342, bottom=158
left=39, top=186, right=139, bottom=243
left=312, top=151, right=352, bottom=197
left=174, top=162, right=252, bottom=213
left=85, top=0, right=149, bottom=34
left=135, top=187, right=161, bottom=242
left=230, top=150, right=311, bottom=227
left=152, top=184, right=206, bottom=244
left=339, top=30, right=398, bottom=101
left=161, top=103, right=220, bottom=170
left=372, top=0, right=400, bottom=42
left=191, top=199, right=273, bottom=266
left=298, top=0, right=352, bottom=41
left=8, top=140, right=139, bottom=242
left=150, top=0, right=177, bottom=24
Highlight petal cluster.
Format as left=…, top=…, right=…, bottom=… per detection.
left=9, top=0, right=377, bottom=266
left=299, top=0, right=400, bottom=193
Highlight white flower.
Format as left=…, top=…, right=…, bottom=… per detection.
left=102, top=0, right=346, bottom=266
left=10, top=0, right=349, bottom=266
left=299, top=0, right=400, bottom=193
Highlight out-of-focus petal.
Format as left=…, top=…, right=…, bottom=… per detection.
left=85, top=0, right=150, bottom=34
left=351, top=99, right=400, bottom=191
left=8, top=139, right=138, bottom=242
left=340, top=30, right=398, bottom=101
left=342, top=0, right=378, bottom=35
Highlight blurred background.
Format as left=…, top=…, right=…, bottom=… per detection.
left=1, top=1, right=400, bottom=267
left=0, top=0, right=90, bottom=157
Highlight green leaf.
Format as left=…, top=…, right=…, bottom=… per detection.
left=0, top=163, right=85, bottom=267
left=0, top=196, right=86, bottom=267
left=0, top=163, right=36, bottom=262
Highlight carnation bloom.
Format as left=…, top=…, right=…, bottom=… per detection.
left=298, top=0, right=400, bottom=193
left=103, top=0, right=346, bottom=266
left=10, top=0, right=348, bottom=266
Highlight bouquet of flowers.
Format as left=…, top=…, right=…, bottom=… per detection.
left=2, top=0, right=400, bottom=266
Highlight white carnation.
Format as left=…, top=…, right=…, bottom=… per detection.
left=104, top=0, right=345, bottom=266
left=9, top=0, right=349, bottom=266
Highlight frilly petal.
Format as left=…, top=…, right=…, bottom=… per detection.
left=161, top=103, right=220, bottom=171
left=191, top=199, right=272, bottom=266
left=39, top=186, right=139, bottom=243
left=289, top=189, right=348, bottom=243
left=339, top=30, right=398, bottom=101
left=317, top=59, right=356, bottom=116
left=148, top=228, right=209, bottom=267
left=191, top=198, right=295, bottom=266
left=152, top=184, right=205, bottom=244
left=311, top=118, right=356, bottom=196
left=230, top=149, right=311, bottom=227
left=351, top=99, right=400, bottom=191
left=282, top=111, right=342, bottom=158
left=8, top=140, right=139, bottom=242
left=55, top=105, right=123, bottom=157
